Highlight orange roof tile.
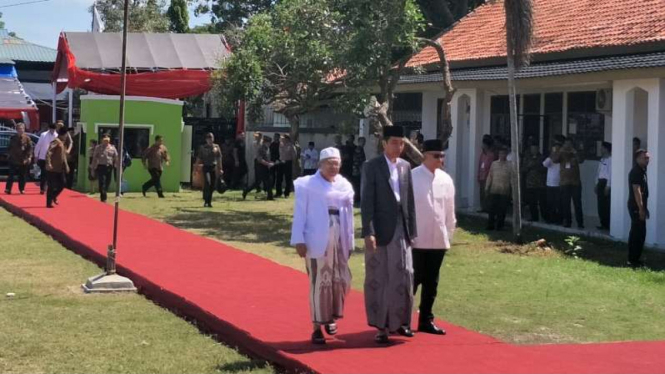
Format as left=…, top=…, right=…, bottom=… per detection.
left=407, top=0, right=665, bottom=67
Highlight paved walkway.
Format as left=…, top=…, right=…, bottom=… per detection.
left=1, top=184, right=664, bottom=374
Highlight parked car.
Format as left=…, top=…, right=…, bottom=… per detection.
left=0, top=131, right=41, bottom=180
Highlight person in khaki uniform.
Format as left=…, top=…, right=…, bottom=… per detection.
left=45, top=127, right=70, bottom=208
left=91, top=133, right=119, bottom=203
left=485, top=147, right=514, bottom=230
left=195, top=132, right=223, bottom=208
left=141, top=135, right=170, bottom=198
left=5, top=123, right=33, bottom=195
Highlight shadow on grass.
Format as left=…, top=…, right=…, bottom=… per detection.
left=458, top=215, right=665, bottom=272
left=165, top=207, right=294, bottom=248
left=217, top=359, right=272, bottom=373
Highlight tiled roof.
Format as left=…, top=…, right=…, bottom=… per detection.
left=0, top=29, right=57, bottom=63
left=400, top=51, right=665, bottom=83
left=407, top=0, right=665, bottom=67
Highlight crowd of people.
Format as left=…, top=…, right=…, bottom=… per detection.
left=476, top=133, right=651, bottom=267
left=291, top=125, right=456, bottom=344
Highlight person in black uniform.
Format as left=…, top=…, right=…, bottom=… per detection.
left=196, top=132, right=223, bottom=208
left=243, top=135, right=275, bottom=201
left=627, top=149, right=650, bottom=268
left=269, top=133, right=281, bottom=190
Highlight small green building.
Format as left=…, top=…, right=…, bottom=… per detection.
left=77, top=95, right=190, bottom=193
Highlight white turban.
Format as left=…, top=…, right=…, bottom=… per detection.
left=319, top=147, right=341, bottom=161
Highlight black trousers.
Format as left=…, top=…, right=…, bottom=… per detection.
left=275, top=160, right=293, bottom=197
left=202, top=165, right=216, bottom=205
left=488, top=194, right=510, bottom=229
left=6, top=163, right=28, bottom=193
left=222, top=161, right=234, bottom=187
left=560, top=185, right=584, bottom=227
left=143, top=168, right=164, bottom=196
left=596, top=179, right=611, bottom=229
left=231, top=162, right=247, bottom=189
left=412, top=249, right=446, bottom=324
left=303, top=169, right=317, bottom=176
left=525, top=187, right=547, bottom=222
left=253, top=160, right=262, bottom=192
left=245, top=165, right=273, bottom=199
left=546, top=186, right=562, bottom=224
left=66, top=160, right=76, bottom=189
left=46, top=170, right=65, bottom=206
left=352, top=175, right=362, bottom=204
left=96, top=165, right=114, bottom=202
left=628, top=209, right=647, bottom=264
left=38, top=159, right=47, bottom=192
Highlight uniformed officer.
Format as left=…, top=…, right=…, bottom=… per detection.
left=196, top=132, right=223, bottom=208
left=45, top=127, right=70, bottom=208
left=141, top=135, right=170, bottom=198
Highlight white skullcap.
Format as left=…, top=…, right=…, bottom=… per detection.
left=320, top=147, right=341, bottom=161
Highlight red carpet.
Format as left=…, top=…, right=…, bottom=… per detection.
left=1, top=184, right=664, bottom=374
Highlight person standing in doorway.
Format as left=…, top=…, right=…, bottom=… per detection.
left=627, top=149, right=650, bottom=268
left=5, top=123, right=33, bottom=195
left=33, top=122, right=58, bottom=194
left=411, top=139, right=456, bottom=336
left=351, top=137, right=366, bottom=205
left=477, top=135, right=496, bottom=213
left=596, top=142, right=612, bottom=230
left=243, top=135, right=275, bottom=200
left=196, top=132, right=223, bottom=208
left=361, top=125, right=417, bottom=344
left=290, top=147, right=355, bottom=345
left=45, top=127, right=70, bottom=208
left=301, top=142, right=319, bottom=176
left=522, top=141, right=547, bottom=222
left=276, top=134, right=296, bottom=198
left=485, top=147, right=513, bottom=231
left=552, top=137, right=585, bottom=228
left=142, top=135, right=170, bottom=198
left=91, top=134, right=118, bottom=203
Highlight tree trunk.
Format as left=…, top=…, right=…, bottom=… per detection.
left=287, top=114, right=300, bottom=143
left=418, top=38, right=455, bottom=147
left=506, top=55, right=523, bottom=244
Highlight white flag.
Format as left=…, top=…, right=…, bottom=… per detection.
left=92, top=2, right=105, bottom=33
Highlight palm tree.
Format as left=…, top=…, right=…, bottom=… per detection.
left=504, top=0, right=533, bottom=243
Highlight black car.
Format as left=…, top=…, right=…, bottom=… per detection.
left=0, top=131, right=40, bottom=179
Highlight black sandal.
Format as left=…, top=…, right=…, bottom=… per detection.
left=311, top=329, right=326, bottom=345
left=324, top=323, right=338, bottom=336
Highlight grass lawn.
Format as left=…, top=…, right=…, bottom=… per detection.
left=0, top=208, right=273, bottom=374
left=117, top=189, right=665, bottom=345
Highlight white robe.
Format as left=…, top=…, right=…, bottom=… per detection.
left=290, top=171, right=355, bottom=259
left=411, top=166, right=456, bottom=250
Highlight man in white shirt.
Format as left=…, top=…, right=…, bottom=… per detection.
left=33, top=122, right=58, bottom=194
left=301, top=141, right=319, bottom=176
left=543, top=141, right=562, bottom=224
left=411, top=139, right=456, bottom=335
left=596, top=142, right=612, bottom=230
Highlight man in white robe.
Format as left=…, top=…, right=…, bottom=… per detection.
left=411, top=139, right=456, bottom=335
left=291, top=147, right=355, bottom=345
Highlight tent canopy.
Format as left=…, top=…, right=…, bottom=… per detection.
left=63, top=32, right=230, bottom=71
left=52, top=32, right=231, bottom=99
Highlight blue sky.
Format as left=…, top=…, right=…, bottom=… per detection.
left=1, top=0, right=210, bottom=49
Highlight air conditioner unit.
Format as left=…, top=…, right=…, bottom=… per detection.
left=596, top=88, right=612, bottom=112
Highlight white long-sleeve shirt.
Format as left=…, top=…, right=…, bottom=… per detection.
left=411, top=165, right=456, bottom=250
left=34, top=130, right=57, bottom=161
left=290, top=171, right=355, bottom=259
left=301, top=148, right=319, bottom=170
left=542, top=157, right=561, bottom=187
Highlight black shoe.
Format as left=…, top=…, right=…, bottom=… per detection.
left=242, top=190, right=248, bottom=200
left=19, top=190, right=24, bottom=195
left=311, top=329, right=326, bottom=345
left=375, top=333, right=390, bottom=344
left=267, top=197, right=275, bottom=201
left=396, top=326, right=414, bottom=337
left=40, top=190, right=45, bottom=195
left=418, top=321, right=446, bottom=335
left=628, top=260, right=645, bottom=269
left=53, top=198, right=58, bottom=205
left=158, top=193, right=165, bottom=199
left=4, top=190, right=10, bottom=195
left=324, top=323, right=338, bottom=336
left=142, top=189, right=147, bottom=197
left=46, top=203, right=53, bottom=208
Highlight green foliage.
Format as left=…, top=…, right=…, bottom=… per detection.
left=92, top=0, right=169, bottom=33
left=0, top=12, right=4, bottom=29
left=564, top=236, right=583, bottom=258
left=167, top=0, right=190, bottom=33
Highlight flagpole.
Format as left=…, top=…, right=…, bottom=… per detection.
left=82, top=0, right=135, bottom=293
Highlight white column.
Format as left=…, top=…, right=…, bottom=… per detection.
left=610, top=81, right=634, bottom=241
left=68, top=89, right=74, bottom=127
left=646, top=78, right=665, bottom=248
left=52, top=83, right=57, bottom=123
left=421, top=91, right=438, bottom=140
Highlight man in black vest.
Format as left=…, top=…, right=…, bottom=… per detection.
left=627, top=149, right=650, bottom=268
